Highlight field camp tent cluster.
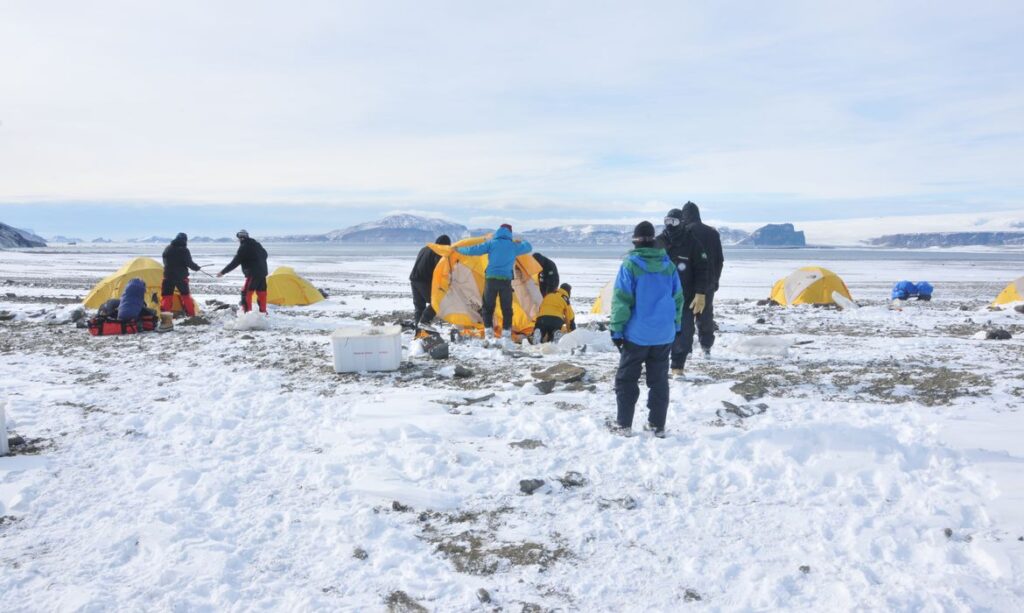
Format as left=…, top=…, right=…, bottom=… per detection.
left=82, top=258, right=324, bottom=318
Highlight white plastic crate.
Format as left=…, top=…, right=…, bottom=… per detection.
left=330, top=325, right=402, bottom=373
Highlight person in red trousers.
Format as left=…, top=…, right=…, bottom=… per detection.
left=161, top=233, right=200, bottom=316
left=217, top=230, right=269, bottom=313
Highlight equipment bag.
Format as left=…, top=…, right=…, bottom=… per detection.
left=87, top=313, right=157, bottom=336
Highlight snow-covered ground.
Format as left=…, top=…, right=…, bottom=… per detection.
left=1, top=245, right=1023, bottom=611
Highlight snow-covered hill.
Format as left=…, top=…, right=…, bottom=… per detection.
left=325, top=214, right=468, bottom=243
left=0, top=222, right=47, bottom=248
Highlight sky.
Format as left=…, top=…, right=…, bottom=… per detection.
left=1, top=0, right=1023, bottom=238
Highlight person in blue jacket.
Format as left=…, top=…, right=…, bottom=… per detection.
left=454, top=224, right=532, bottom=340
left=117, top=278, right=148, bottom=321
left=608, top=221, right=684, bottom=437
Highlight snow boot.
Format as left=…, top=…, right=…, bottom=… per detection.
left=643, top=422, right=666, bottom=438
left=671, top=366, right=685, bottom=378
left=702, top=347, right=711, bottom=359
left=605, top=417, right=632, bottom=437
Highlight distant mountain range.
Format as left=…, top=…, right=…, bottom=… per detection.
left=48, top=235, right=83, bottom=244
left=0, top=223, right=47, bottom=248
left=868, top=232, right=1024, bottom=248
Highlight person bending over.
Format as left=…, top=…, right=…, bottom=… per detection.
left=217, top=230, right=269, bottom=314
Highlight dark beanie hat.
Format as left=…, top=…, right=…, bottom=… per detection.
left=633, top=221, right=656, bottom=241
left=559, top=283, right=572, bottom=295
left=500, top=223, right=513, bottom=232
left=436, top=234, right=451, bottom=245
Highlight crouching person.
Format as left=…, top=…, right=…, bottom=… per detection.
left=535, top=283, right=576, bottom=343
left=608, top=222, right=684, bottom=437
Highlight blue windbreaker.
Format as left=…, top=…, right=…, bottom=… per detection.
left=118, top=278, right=147, bottom=321
left=455, top=227, right=533, bottom=279
left=608, top=247, right=684, bottom=346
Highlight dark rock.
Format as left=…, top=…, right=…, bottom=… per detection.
left=519, top=479, right=545, bottom=495
left=562, top=381, right=597, bottom=393
left=1015, top=305, right=1024, bottom=315
left=462, top=393, right=494, bottom=405
left=4, top=293, right=14, bottom=298
left=179, top=315, right=211, bottom=326
left=0, top=311, right=14, bottom=321
left=738, top=223, right=806, bottom=247
left=384, top=590, right=428, bottom=613
left=598, top=496, right=639, bottom=511
left=509, top=439, right=545, bottom=450
left=755, top=317, right=766, bottom=324
left=532, top=362, right=586, bottom=384
left=683, top=589, right=702, bottom=602
left=985, top=329, right=1012, bottom=340
left=476, top=588, right=491, bottom=604
left=556, top=471, right=587, bottom=488
left=391, top=500, right=413, bottom=512
left=799, top=565, right=811, bottom=574
left=533, top=380, right=556, bottom=394
left=960, top=305, right=971, bottom=311
left=944, top=528, right=954, bottom=539
left=352, top=547, right=368, bottom=560
left=454, top=365, right=474, bottom=378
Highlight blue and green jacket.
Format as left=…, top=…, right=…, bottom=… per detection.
left=609, top=247, right=684, bottom=346
left=455, top=226, right=533, bottom=280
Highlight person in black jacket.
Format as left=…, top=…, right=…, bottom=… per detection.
left=655, top=207, right=710, bottom=375
left=161, top=232, right=201, bottom=316
left=217, top=230, right=269, bottom=313
left=679, top=202, right=724, bottom=358
left=409, top=234, right=451, bottom=325
left=532, top=252, right=559, bottom=296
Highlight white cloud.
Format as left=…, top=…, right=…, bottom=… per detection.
left=1, top=0, right=1022, bottom=214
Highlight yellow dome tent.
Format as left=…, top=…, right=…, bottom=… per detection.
left=590, top=280, right=614, bottom=316
left=266, top=266, right=325, bottom=306
left=992, top=276, right=1024, bottom=306
left=82, top=257, right=192, bottom=313
left=427, top=235, right=543, bottom=337
left=770, top=266, right=853, bottom=306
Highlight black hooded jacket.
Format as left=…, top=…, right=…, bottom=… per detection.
left=655, top=208, right=711, bottom=300
left=680, top=202, right=724, bottom=292
left=532, top=253, right=559, bottom=291
left=409, top=235, right=451, bottom=283
left=162, top=234, right=201, bottom=283
left=221, top=237, right=268, bottom=278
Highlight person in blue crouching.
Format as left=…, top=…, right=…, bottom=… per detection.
left=118, top=278, right=149, bottom=322
left=608, top=221, right=684, bottom=437
left=454, top=224, right=532, bottom=341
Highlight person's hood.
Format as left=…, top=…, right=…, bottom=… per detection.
left=680, top=201, right=702, bottom=225
left=435, top=234, right=451, bottom=246
left=628, top=247, right=672, bottom=273
left=493, top=226, right=513, bottom=240
left=125, top=278, right=146, bottom=294
left=171, top=233, right=187, bottom=247
left=665, top=208, right=686, bottom=236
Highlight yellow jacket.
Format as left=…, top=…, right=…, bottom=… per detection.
left=538, top=288, right=575, bottom=324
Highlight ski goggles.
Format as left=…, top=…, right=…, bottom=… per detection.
left=663, top=217, right=681, bottom=227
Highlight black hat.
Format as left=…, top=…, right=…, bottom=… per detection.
left=632, top=221, right=656, bottom=246
left=236, top=229, right=249, bottom=240
left=173, top=232, right=188, bottom=245
left=559, top=283, right=572, bottom=295
left=435, top=234, right=451, bottom=246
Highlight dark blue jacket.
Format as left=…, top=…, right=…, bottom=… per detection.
left=118, top=278, right=147, bottom=321
left=455, top=227, right=532, bottom=279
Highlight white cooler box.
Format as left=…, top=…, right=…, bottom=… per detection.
left=331, top=325, right=402, bottom=373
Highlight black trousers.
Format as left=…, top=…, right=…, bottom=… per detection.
left=615, top=341, right=672, bottom=429
left=161, top=277, right=191, bottom=296
left=410, top=281, right=435, bottom=325
left=535, top=315, right=564, bottom=343
left=672, top=290, right=716, bottom=368
left=481, top=278, right=513, bottom=331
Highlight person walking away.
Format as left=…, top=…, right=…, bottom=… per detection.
left=679, top=202, right=723, bottom=359
left=409, top=235, right=451, bottom=326
left=217, top=230, right=269, bottom=314
left=534, top=283, right=576, bottom=343
left=454, top=224, right=532, bottom=341
left=609, top=222, right=684, bottom=437
left=532, top=252, right=560, bottom=296
left=656, top=207, right=710, bottom=376
left=161, top=232, right=201, bottom=316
